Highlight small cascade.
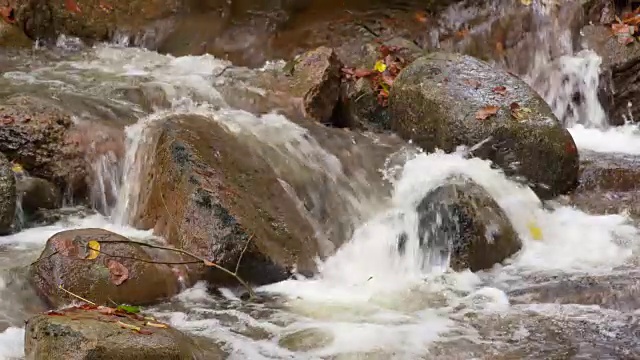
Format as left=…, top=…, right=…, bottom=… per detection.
left=89, top=151, right=121, bottom=216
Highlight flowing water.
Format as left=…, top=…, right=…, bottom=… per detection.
left=2, top=3, right=640, bottom=359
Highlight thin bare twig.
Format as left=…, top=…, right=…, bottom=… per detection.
left=99, top=239, right=256, bottom=299
left=93, top=248, right=203, bottom=266
left=58, top=285, right=96, bottom=305
left=235, top=234, right=253, bottom=275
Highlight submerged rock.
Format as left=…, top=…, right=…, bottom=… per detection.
left=30, top=228, right=197, bottom=308
left=24, top=307, right=223, bottom=360
left=133, top=115, right=320, bottom=286
left=404, top=177, right=521, bottom=272
left=389, top=52, right=580, bottom=199
left=0, top=153, right=16, bottom=235
left=16, top=176, right=61, bottom=214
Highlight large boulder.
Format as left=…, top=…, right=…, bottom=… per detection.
left=389, top=52, right=580, bottom=199
left=30, top=228, right=198, bottom=308
left=132, top=115, right=320, bottom=286
left=399, top=177, right=522, bottom=272
left=0, top=153, right=16, bottom=235
left=24, top=307, right=223, bottom=360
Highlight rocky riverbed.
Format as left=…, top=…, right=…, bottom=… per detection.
left=0, top=0, right=640, bottom=359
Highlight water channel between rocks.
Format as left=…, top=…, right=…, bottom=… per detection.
left=1, top=8, right=640, bottom=360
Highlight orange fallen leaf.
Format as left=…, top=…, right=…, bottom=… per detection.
left=0, top=6, right=15, bottom=24
left=612, top=23, right=633, bottom=35
left=354, top=68, right=375, bottom=77
left=476, top=105, right=499, bottom=120
left=492, top=86, right=507, bottom=95
left=65, top=0, right=82, bottom=14
left=107, top=259, right=129, bottom=285
left=415, top=11, right=428, bottom=23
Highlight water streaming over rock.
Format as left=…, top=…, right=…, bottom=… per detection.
left=1, top=1, right=640, bottom=359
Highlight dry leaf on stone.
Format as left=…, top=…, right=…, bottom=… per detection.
left=53, top=238, right=77, bottom=257
left=117, top=321, right=140, bottom=332
left=107, top=259, right=129, bottom=285
left=476, top=105, right=499, bottom=120
left=492, top=86, right=507, bottom=95
left=65, top=0, right=82, bottom=13
left=86, top=240, right=100, bottom=260
left=145, top=321, right=168, bottom=329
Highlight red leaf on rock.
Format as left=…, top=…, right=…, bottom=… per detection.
left=98, top=306, right=115, bottom=315
left=46, top=311, right=65, bottom=316
left=53, top=238, right=77, bottom=257
left=137, top=329, right=154, bottom=335
left=65, top=0, right=82, bottom=14
left=107, top=259, right=129, bottom=285
left=476, top=105, right=499, bottom=120
left=381, top=73, right=395, bottom=86
left=510, top=102, right=521, bottom=111
left=492, top=86, right=507, bottom=95
left=611, top=23, right=632, bottom=35
left=0, top=6, right=15, bottom=24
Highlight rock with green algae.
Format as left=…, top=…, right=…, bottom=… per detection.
left=389, top=52, right=580, bottom=200
left=24, top=307, right=225, bottom=360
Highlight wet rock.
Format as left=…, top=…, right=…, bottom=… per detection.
left=389, top=53, right=580, bottom=199
left=0, top=18, right=32, bottom=48
left=582, top=24, right=640, bottom=125
left=16, top=176, right=61, bottom=214
left=404, top=177, right=522, bottom=272
left=0, top=153, right=16, bottom=235
left=30, top=228, right=198, bottom=308
left=335, top=37, right=423, bottom=130
left=289, top=46, right=342, bottom=124
left=0, top=95, right=124, bottom=201
left=576, top=151, right=640, bottom=192
left=27, top=206, right=95, bottom=228
left=24, top=307, right=222, bottom=360
left=509, top=270, right=640, bottom=312
left=133, top=115, right=320, bottom=286
left=8, top=0, right=188, bottom=44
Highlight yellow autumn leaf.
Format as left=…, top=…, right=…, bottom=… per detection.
left=86, top=240, right=100, bottom=260
left=145, top=321, right=168, bottom=329
left=521, top=0, right=532, bottom=5
left=374, top=60, right=387, bottom=73
left=527, top=221, right=543, bottom=241
left=11, top=163, right=23, bottom=173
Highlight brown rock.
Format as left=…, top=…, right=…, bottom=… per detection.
left=0, top=153, right=15, bottom=235
left=0, top=95, right=125, bottom=201
left=582, top=24, right=640, bottom=125
left=25, top=307, right=223, bottom=360
left=289, top=46, right=343, bottom=124
left=16, top=176, right=61, bottom=214
left=576, top=151, right=640, bottom=192
left=30, top=228, right=198, bottom=308
left=132, top=115, right=320, bottom=286
left=0, top=18, right=32, bottom=48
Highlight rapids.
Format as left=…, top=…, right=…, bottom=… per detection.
left=1, top=5, right=640, bottom=360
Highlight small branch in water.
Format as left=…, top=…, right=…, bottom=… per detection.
left=235, top=234, right=253, bottom=275
left=99, top=239, right=256, bottom=299
left=29, top=250, right=59, bottom=267
left=58, top=285, right=97, bottom=306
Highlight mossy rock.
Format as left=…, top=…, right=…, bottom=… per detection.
left=389, top=52, right=579, bottom=199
